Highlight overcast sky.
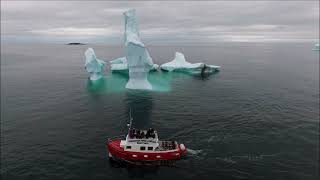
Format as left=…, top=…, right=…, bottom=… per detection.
left=1, top=1, right=319, bottom=44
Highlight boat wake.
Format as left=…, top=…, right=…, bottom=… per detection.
left=187, top=148, right=203, bottom=156
left=215, top=153, right=280, bottom=164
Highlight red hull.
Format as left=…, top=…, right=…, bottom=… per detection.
left=107, top=139, right=187, bottom=162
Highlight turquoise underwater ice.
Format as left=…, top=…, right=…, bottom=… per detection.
left=86, top=71, right=173, bottom=94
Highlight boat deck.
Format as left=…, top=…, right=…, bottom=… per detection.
left=156, top=141, right=177, bottom=151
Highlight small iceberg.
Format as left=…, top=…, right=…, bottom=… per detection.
left=160, top=52, right=220, bottom=75
left=151, top=64, right=159, bottom=71
left=85, top=48, right=106, bottom=81
left=313, top=43, right=319, bottom=51
left=110, top=57, right=159, bottom=73
left=110, top=57, right=128, bottom=72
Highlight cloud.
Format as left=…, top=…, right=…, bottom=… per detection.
left=1, top=1, right=319, bottom=44
left=30, top=27, right=120, bottom=36
left=103, top=8, right=131, bottom=15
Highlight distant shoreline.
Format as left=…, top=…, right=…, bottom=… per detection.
left=66, top=43, right=86, bottom=45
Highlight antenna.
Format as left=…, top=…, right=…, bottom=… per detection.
left=127, top=108, right=133, bottom=129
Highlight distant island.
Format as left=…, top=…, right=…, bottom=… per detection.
left=66, top=43, right=86, bottom=45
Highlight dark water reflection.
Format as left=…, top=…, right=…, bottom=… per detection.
left=125, top=91, right=153, bottom=128
left=109, top=159, right=160, bottom=179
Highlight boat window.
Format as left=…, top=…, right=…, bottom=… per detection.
left=140, top=146, right=146, bottom=150
left=126, top=146, right=131, bottom=149
left=148, top=147, right=153, bottom=151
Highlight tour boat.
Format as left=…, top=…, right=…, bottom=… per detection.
left=106, top=112, right=187, bottom=164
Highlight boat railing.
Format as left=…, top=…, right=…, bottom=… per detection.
left=159, top=139, right=178, bottom=143
left=107, top=135, right=125, bottom=143
left=157, top=140, right=178, bottom=151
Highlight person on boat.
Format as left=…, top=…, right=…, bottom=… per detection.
left=129, top=130, right=133, bottom=138
left=133, top=129, right=137, bottom=139
left=146, top=128, right=151, bottom=138
left=141, top=131, right=145, bottom=139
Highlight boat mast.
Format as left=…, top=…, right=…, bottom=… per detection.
left=127, top=108, right=133, bottom=130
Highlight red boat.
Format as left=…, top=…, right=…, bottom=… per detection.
left=107, top=113, right=187, bottom=165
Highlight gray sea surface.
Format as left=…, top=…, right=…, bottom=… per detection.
left=1, top=42, right=319, bottom=180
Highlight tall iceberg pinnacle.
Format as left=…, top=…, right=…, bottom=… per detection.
left=123, top=9, right=154, bottom=90
left=160, top=52, right=220, bottom=75
left=85, top=48, right=106, bottom=81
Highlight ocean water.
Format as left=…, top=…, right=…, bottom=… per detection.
left=1, top=43, right=319, bottom=180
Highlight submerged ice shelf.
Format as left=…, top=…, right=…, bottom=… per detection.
left=160, top=52, right=220, bottom=74
left=85, top=48, right=106, bottom=81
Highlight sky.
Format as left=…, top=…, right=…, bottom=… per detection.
left=1, top=1, right=319, bottom=44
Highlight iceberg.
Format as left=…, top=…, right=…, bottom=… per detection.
left=151, top=64, right=159, bottom=71
left=110, top=57, right=128, bottom=72
left=160, top=52, right=220, bottom=75
left=85, top=48, right=106, bottom=81
left=123, top=9, right=156, bottom=90
left=313, top=43, right=319, bottom=51
left=110, top=57, right=158, bottom=73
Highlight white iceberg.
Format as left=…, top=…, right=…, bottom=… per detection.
left=160, top=52, right=220, bottom=75
left=123, top=9, right=156, bottom=90
left=314, top=43, right=319, bottom=51
left=110, top=57, right=128, bottom=72
left=85, top=48, right=106, bottom=81
left=151, top=64, right=159, bottom=71
left=110, top=57, right=158, bottom=72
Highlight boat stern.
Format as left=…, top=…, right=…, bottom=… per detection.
left=179, top=143, right=187, bottom=157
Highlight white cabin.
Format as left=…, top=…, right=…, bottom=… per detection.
left=120, top=129, right=178, bottom=152
left=120, top=130, right=159, bottom=152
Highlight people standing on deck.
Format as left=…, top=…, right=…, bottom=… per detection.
left=129, top=128, right=156, bottom=139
